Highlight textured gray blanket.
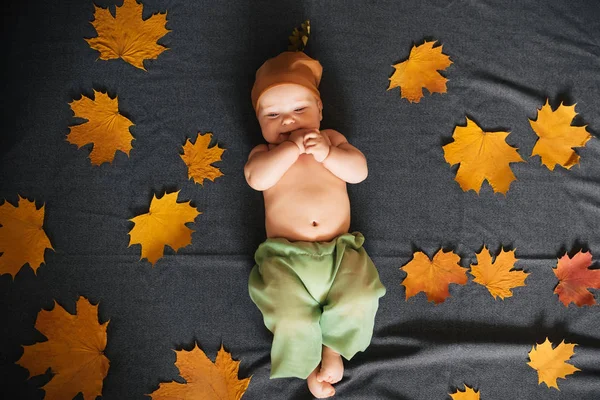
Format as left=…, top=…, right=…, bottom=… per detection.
left=2, top=0, right=599, bottom=399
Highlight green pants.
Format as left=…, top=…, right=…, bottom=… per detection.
left=248, top=232, right=386, bottom=379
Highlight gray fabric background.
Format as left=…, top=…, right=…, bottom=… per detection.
left=1, top=0, right=599, bottom=399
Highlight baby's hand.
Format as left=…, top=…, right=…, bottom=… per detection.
left=287, top=129, right=309, bottom=153
left=304, top=130, right=331, bottom=162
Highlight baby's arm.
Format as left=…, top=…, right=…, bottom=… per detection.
left=320, top=129, right=368, bottom=184
left=244, top=140, right=301, bottom=191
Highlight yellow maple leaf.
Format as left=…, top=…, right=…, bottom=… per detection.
left=128, top=191, right=201, bottom=265
left=470, top=246, right=529, bottom=299
left=529, top=100, right=592, bottom=170
left=17, top=297, right=110, bottom=400
left=0, top=196, right=53, bottom=278
left=450, top=385, right=480, bottom=400
left=180, top=133, right=225, bottom=186
left=150, top=343, right=251, bottom=400
left=388, top=40, right=452, bottom=103
left=67, top=90, right=134, bottom=166
left=400, top=249, right=468, bottom=304
left=86, top=0, right=169, bottom=70
left=443, top=117, right=525, bottom=195
left=527, top=338, right=580, bottom=390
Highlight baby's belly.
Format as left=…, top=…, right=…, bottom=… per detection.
left=263, top=160, right=351, bottom=242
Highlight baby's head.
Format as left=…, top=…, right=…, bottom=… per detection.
left=251, top=52, right=323, bottom=144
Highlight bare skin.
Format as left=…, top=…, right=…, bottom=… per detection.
left=307, top=346, right=345, bottom=398
left=244, top=84, right=368, bottom=398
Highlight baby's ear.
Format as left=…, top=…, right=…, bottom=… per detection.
left=317, top=99, right=323, bottom=121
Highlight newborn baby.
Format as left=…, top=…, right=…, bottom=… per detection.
left=245, top=51, right=386, bottom=398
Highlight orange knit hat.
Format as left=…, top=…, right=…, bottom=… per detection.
left=251, top=51, right=323, bottom=111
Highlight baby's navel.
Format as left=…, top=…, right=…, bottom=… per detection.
left=312, top=221, right=318, bottom=227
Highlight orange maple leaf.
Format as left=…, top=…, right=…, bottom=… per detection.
left=443, top=117, right=525, bottom=195
left=86, top=0, right=169, bottom=70
left=470, top=246, right=529, bottom=299
left=17, top=297, right=110, bottom=400
left=67, top=90, right=134, bottom=166
left=553, top=250, right=600, bottom=307
left=0, top=196, right=53, bottom=278
left=400, top=249, right=468, bottom=304
left=388, top=40, right=452, bottom=103
left=527, top=338, right=580, bottom=390
left=128, top=191, right=201, bottom=265
left=180, top=133, right=225, bottom=186
left=150, top=343, right=251, bottom=400
left=450, top=385, right=480, bottom=400
left=529, top=100, right=592, bottom=170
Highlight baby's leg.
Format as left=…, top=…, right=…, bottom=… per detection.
left=307, top=363, right=336, bottom=398
left=317, top=345, right=344, bottom=384
left=306, top=345, right=344, bottom=398
left=320, top=242, right=386, bottom=362
left=248, top=257, right=324, bottom=379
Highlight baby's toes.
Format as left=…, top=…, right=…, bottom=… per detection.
left=330, top=369, right=343, bottom=384
left=317, top=369, right=331, bottom=383
left=318, top=384, right=335, bottom=398
left=320, top=368, right=338, bottom=383
left=308, top=376, right=336, bottom=398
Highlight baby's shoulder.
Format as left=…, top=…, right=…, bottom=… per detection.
left=248, top=143, right=269, bottom=159
left=321, top=129, right=348, bottom=147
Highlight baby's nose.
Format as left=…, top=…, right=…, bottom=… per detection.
left=282, top=115, right=295, bottom=125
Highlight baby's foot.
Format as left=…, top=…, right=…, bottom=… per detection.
left=307, top=366, right=335, bottom=398
left=317, top=346, right=344, bottom=384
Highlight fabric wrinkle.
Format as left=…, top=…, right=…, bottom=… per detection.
left=248, top=231, right=386, bottom=379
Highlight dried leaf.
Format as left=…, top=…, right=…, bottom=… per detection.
left=128, top=191, right=201, bottom=265
left=180, top=133, right=225, bottom=186
left=17, top=297, right=109, bottom=400
left=388, top=40, right=452, bottom=103
left=450, top=385, right=480, bottom=400
left=530, top=100, right=592, bottom=170
left=0, top=196, right=53, bottom=278
left=150, top=344, right=251, bottom=400
left=470, top=246, right=529, bottom=299
left=67, top=90, right=134, bottom=166
left=443, top=117, right=525, bottom=195
left=527, top=338, right=580, bottom=390
left=86, top=0, right=169, bottom=70
left=288, top=20, right=310, bottom=52
left=553, top=250, right=600, bottom=307
left=400, top=249, right=468, bottom=304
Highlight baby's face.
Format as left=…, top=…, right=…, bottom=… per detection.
left=256, top=83, right=323, bottom=144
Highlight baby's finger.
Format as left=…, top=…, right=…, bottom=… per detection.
left=304, top=138, right=319, bottom=147
left=303, top=132, right=319, bottom=141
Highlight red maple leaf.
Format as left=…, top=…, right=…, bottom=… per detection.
left=554, top=251, right=600, bottom=307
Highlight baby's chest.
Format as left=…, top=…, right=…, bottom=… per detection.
left=273, top=156, right=342, bottom=195
left=287, top=155, right=331, bottom=178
